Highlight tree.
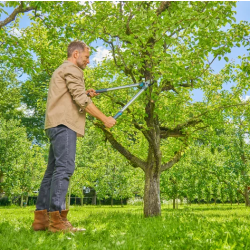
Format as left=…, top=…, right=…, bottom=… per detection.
left=76, top=1, right=250, bottom=216
left=179, top=120, right=250, bottom=206
left=219, top=117, right=250, bottom=206
left=4, top=144, right=46, bottom=207
left=0, top=111, right=47, bottom=205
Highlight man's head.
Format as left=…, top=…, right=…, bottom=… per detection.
left=67, top=41, right=90, bottom=70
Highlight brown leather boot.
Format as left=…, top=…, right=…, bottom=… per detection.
left=61, top=209, right=86, bottom=232
left=32, top=209, right=49, bottom=231
left=48, top=211, right=69, bottom=233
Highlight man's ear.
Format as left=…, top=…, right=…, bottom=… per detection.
left=73, top=50, right=79, bottom=59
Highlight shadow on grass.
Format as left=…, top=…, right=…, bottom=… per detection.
left=162, top=205, right=249, bottom=213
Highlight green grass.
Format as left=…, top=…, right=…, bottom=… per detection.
left=0, top=204, right=250, bottom=250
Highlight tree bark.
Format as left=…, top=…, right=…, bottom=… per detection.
left=173, top=197, right=176, bottom=209
left=92, top=190, right=97, bottom=205
left=80, top=193, right=83, bottom=206
left=244, top=186, right=250, bottom=206
left=144, top=166, right=161, bottom=217
left=0, top=171, right=4, bottom=198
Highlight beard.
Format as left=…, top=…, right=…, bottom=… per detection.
left=76, top=59, right=86, bottom=70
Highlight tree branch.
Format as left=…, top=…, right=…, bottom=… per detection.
left=160, top=120, right=202, bottom=139
left=160, top=101, right=250, bottom=139
left=126, top=11, right=134, bottom=35
left=161, top=150, right=182, bottom=172
left=158, top=80, right=179, bottom=94
left=156, top=1, right=171, bottom=16
left=105, top=94, right=152, bottom=143
left=94, top=122, right=147, bottom=171
left=161, top=136, right=188, bottom=172
left=0, top=3, right=35, bottom=29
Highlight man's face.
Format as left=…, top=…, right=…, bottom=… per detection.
left=76, top=48, right=90, bottom=70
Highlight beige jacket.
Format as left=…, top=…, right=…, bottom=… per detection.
left=44, top=60, right=92, bottom=137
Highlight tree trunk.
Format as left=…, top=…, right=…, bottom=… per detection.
left=92, top=190, right=96, bottom=205
left=244, top=187, right=250, bottom=206
left=0, top=171, right=4, bottom=198
left=173, top=197, right=176, bottom=209
left=80, top=193, right=83, bottom=206
left=20, top=194, right=24, bottom=208
left=121, top=198, right=123, bottom=207
left=111, top=196, right=113, bottom=207
left=144, top=167, right=161, bottom=217
left=25, top=195, right=28, bottom=206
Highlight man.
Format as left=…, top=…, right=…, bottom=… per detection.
left=32, top=41, right=116, bottom=233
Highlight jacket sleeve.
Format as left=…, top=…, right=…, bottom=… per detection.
left=64, top=64, right=92, bottom=111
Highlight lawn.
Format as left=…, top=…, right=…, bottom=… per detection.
left=0, top=204, right=249, bottom=250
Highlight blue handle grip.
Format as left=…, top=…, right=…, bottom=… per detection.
left=96, top=89, right=107, bottom=93
left=87, top=89, right=107, bottom=96
left=113, top=112, right=123, bottom=120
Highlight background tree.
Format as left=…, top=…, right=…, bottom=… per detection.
left=0, top=118, right=46, bottom=204
left=4, top=145, right=46, bottom=207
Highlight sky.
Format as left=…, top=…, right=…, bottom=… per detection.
left=1, top=1, right=250, bottom=102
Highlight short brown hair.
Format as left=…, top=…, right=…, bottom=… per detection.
left=67, top=41, right=90, bottom=58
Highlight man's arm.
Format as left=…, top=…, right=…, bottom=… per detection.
left=85, top=103, right=116, bottom=128
left=64, top=65, right=92, bottom=110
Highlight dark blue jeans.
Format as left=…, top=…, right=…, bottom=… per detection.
left=36, top=125, right=77, bottom=212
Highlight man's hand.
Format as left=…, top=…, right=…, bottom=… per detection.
left=103, top=116, right=116, bottom=128
left=86, top=88, right=99, bottom=98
